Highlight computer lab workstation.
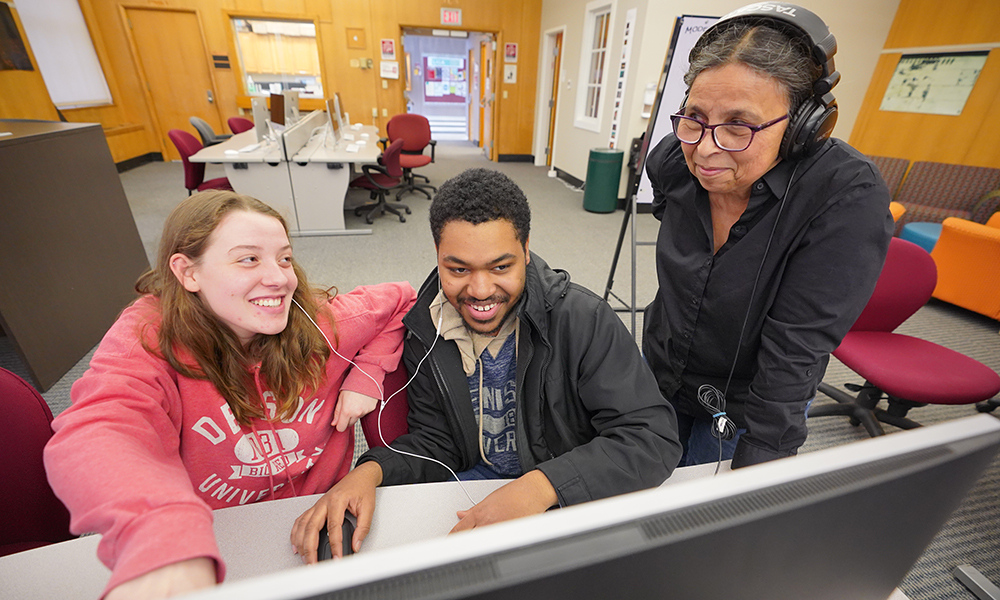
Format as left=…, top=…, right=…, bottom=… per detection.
left=190, top=92, right=382, bottom=236
left=2, top=415, right=998, bottom=600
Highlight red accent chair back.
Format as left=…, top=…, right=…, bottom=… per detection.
left=811, top=238, right=1000, bottom=436
left=167, top=129, right=234, bottom=196
left=385, top=113, right=437, bottom=200
left=349, top=139, right=410, bottom=224
left=228, top=116, right=254, bottom=134
left=0, top=367, right=73, bottom=556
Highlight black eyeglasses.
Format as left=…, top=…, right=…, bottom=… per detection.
left=670, top=113, right=789, bottom=152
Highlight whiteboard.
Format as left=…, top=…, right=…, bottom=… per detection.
left=634, top=15, right=717, bottom=205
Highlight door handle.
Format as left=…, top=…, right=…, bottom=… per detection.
left=207, top=90, right=214, bottom=103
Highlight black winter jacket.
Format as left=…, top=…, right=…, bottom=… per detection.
left=360, top=253, right=682, bottom=507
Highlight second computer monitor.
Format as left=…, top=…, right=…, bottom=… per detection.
left=333, top=92, right=348, bottom=132
left=251, top=96, right=269, bottom=142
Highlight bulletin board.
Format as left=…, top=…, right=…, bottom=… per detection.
left=633, top=15, right=717, bottom=205
left=423, top=55, right=467, bottom=103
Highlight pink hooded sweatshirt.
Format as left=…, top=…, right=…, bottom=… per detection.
left=44, top=282, right=416, bottom=595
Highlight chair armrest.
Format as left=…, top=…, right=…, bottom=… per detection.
left=379, top=137, right=388, bottom=151
left=890, top=201, right=906, bottom=222
left=429, top=139, right=436, bottom=162
left=986, top=211, right=1000, bottom=229
left=361, top=163, right=392, bottom=190
left=930, top=217, right=1000, bottom=319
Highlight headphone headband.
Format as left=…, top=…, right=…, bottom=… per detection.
left=688, top=2, right=840, bottom=160
left=702, top=3, right=837, bottom=82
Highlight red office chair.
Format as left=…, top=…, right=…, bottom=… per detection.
left=811, top=238, right=1000, bottom=436
left=228, top=116, right=254, bottom=134
left=350, top=139, right=410, bottom=224
left=0, top=367, right=74, bottom=556
left=167, top=129, right=234, bottom=196
left=385, top=114, right=437, bottom=200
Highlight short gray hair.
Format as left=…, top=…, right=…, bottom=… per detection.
left=685, top=22, right=820, bottom=113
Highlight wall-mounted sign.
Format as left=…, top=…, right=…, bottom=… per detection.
left=504, top=64, right=517, bottom=84
left=504, top=42, right=518, bottom=63
left=380, top=39, right=396, bottom=60
left=380, top=61, right=399, bottom=79
left=441, top=8, right=462, bottom=26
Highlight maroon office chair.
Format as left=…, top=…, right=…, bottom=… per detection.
left=167, top=129, right=234, bottom=196
left=0, top=367, right=74, bottom=556
left=811, top=238, right=1000, bottom=436
left=385, top=114, right=437, bottom=200
left=350, top=139, right=410, bottom=224
left=228, top=116, right=254, bottom=134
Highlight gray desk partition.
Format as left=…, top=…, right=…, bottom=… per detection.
left=0, top=120, right=149, bottom=390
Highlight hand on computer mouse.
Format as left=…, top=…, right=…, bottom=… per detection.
left=316, top=513, right=356, bottom=561
left=290, top=461, right=381, bottom=563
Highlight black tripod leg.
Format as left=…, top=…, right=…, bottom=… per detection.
left=603, top=195, right=632, bottom=307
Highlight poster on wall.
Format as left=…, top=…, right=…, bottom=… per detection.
left=423, top=55, right=467, bottom=103
left=880, top=52, right=987, bottom=116
left=0, top=4, right=33, bottom=71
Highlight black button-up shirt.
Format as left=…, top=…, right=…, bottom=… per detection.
left=642, top=135, right=893, bottom=467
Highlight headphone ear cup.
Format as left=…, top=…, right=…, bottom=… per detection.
left=780, top=99, right=838, bottom=161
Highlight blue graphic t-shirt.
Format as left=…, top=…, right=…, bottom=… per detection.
left=468, top=333, right=521, bottom=477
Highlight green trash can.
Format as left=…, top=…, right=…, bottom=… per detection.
left=582, top=148, right=624, bottom=213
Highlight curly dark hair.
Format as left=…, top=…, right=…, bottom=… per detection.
left=429, top=168, right=531, bottom=247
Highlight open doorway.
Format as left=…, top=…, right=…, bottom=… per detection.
left=400, top=29, right=494, bottom=146
left=536, top=27, right=565, bottom=169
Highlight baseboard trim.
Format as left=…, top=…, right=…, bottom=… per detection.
left=117, top=152, right=162, bottom=173
left=497, top=154, right=534, bottom=163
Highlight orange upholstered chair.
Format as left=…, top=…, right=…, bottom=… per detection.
left=930, top=212, right=1000, bottom=321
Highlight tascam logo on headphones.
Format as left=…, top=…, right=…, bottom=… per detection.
left=726, top=2, right=800, bottom=18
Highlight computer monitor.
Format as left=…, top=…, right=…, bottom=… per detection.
left=333, top=92, right=348, bottom=132
left=187, top=415, right=1000, bottom=600
left=325, top=98, right=341, bottom=144
left=269, top=92, right=285, bottom=126
left=282, top=90, right=300, bottom=126
left=250, top=97, right=269, bottom=143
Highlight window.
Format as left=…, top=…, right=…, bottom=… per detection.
left=574, top=0, right=613, bottom=132
left=14, top=0, right=112, bottom=108
left=231, top=17, right=324, bottom=98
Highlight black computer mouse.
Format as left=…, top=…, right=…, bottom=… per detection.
left=316, top=512, right=356, bottom=561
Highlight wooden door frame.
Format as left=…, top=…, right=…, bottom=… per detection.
left=119, top=5, right=224, bottom=159
left=536, top=26, right=566, bottom=168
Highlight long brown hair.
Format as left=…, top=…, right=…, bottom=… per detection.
left=135, top=191, right=333, bottom=425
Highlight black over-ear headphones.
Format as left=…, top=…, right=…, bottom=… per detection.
left=688, top=3, right=840, bottom=161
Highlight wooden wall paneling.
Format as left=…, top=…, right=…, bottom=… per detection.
left=884, top=0, right=1000, bottom=49
left=849, top=0, right=1000, bottom=168
left=961, top=51, right=1000, bottom=167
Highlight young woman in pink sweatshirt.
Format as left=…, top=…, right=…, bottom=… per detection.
left=44, top=191, right=416, bottom=599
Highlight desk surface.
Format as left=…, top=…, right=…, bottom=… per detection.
left=291, top=125, right=381, bottom=164
left=0, top=462, right=910, bottom=600
left=189, top=130, right=284, bottom=164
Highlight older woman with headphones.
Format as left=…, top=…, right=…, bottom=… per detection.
left=642, top=3, right=894, bottom=469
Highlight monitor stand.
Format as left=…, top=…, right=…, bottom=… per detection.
left=954, top=565, right=1000, bottom=600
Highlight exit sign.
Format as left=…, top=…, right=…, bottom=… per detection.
left=441, top=8, right=462, bottom=25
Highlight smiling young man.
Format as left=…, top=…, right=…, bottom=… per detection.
left=291, top=168, right=682, bottom=561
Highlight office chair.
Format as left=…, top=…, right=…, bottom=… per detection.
left=228, top=116, right=254, bottom=134
left=0, top=367, right=74, bottom=556
left=810, top=238, right=1000, bottom=436
left=350, top=138, right=410, bottom=224
left=385, top=114, right=437, bottom=200
left=167, top=129, right=234, bottom=196
left=189, top=116, right=232, bottom=146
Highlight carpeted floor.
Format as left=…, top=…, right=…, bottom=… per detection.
left=2, top=140, right=998, bottom=599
